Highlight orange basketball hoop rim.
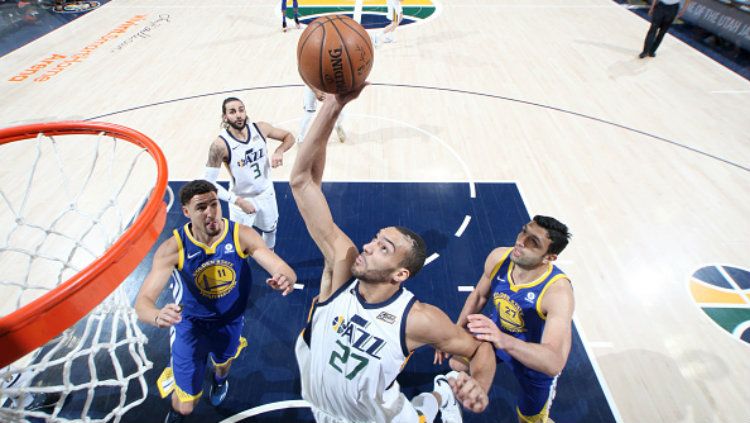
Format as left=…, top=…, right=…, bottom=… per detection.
left=0, top=121, right=168, bottom=368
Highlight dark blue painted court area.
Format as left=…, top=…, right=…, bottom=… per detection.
left=119, top=181, right=616, bottom=423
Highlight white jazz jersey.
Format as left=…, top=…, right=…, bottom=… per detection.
left=220, top=123, right=272, bottom=197
left=295, top=280, right=418, bottom=423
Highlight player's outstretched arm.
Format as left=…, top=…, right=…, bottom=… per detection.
left=237, top=224, right=297, bottom=296
left=289, top=85, right=366, bottom=300
left=407, top=302, right=496, bottom=412
left=134, top=237, right=182, bottom=328
left=257, top=122, right=295, bottom=168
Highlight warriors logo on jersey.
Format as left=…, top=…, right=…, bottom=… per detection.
left=194, top=260, right=237, bottom=299
left=494, top=292, right=526, bottom=333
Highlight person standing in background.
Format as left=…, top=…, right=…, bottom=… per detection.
left=639, top=0, right=692, bottom=58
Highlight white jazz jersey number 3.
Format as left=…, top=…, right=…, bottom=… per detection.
left=220, top=122, right=271, bottom=197
left=295, top=280, right=417, bottom=423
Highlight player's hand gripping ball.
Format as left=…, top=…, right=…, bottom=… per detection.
left=297, top=15, right=374, bottom=94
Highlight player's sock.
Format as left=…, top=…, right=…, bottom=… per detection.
left=262, top=229, right=277, bottom=250
left=434, top=372, right=463, bottom=423
left=411, top=392, right=439, bottom=422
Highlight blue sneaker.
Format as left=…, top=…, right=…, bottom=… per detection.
left=209, top=378, right=228, bottom=406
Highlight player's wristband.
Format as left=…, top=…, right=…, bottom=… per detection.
left=204, top=166, right=235, bottom=203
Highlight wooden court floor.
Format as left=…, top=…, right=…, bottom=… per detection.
left=1, top=1, right=749, bottom=422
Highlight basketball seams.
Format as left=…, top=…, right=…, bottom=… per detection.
left=298, top=15, right=372, bottom=94
left=318, top=17, right=331, bottom=92
left=329, top=18, right=357, bottom=91
left=334, top=16, right=373, bottom=63
left=298, top=21, right=323, bottom=63
left=298, top=20, right=325, bottom=88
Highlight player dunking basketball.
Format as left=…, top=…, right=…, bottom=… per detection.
left=290, top=84, right=496, bottom=423
left=134, top=180, right=296, bottom=423
left=204, top=97, right=295, bottom=250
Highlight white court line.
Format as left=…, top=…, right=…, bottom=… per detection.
left=220, top=400, right=311, bottom=423
left=347, top=113, right=477, bottom=199
left=293, top=283, right=304, bottom=290
left=517, top=178, right=621, bottom=420
left=424, top=253, right=440, bottom=266
left=278, top=113, right=481, bottom=271
left=574, top=316, right=624, bottom=423
left=454, top=215, right=471, bottom=237
left=458, top=285, right=474, bottom=292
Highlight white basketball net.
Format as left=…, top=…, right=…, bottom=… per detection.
left=0, top=130, right=162, bottom=422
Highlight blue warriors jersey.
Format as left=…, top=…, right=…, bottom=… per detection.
left=171, top=219, right=252, bottom=321
left=489, top=248, right=569, bottom=366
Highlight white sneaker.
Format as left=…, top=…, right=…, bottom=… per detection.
left=335, top=125, right=346, bottom=143
left=383, top=33, right=395, bottom=43
left=434, top=372, right=462, bottom=423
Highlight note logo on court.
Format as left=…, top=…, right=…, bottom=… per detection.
left=287, top=0, right=440, bottom=30
left=689, top=265, right=750, bottom=345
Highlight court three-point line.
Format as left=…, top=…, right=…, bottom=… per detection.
left=455, top=215, right=471, bottom=237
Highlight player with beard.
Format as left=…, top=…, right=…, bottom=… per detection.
left=435, top=216, right=574, bottom=423
left=290, top=84, right=496, bottom=423
left=135, top=180, right=296, bottom=423
left=204, top=97, right=295, bottom=250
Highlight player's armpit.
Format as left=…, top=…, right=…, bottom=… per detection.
left=317, top=236, right=357, bottom=301
left=134, top=237, right=180, bottom=323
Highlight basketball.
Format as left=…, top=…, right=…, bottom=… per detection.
left=297, top=15, right=374, bottom=94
